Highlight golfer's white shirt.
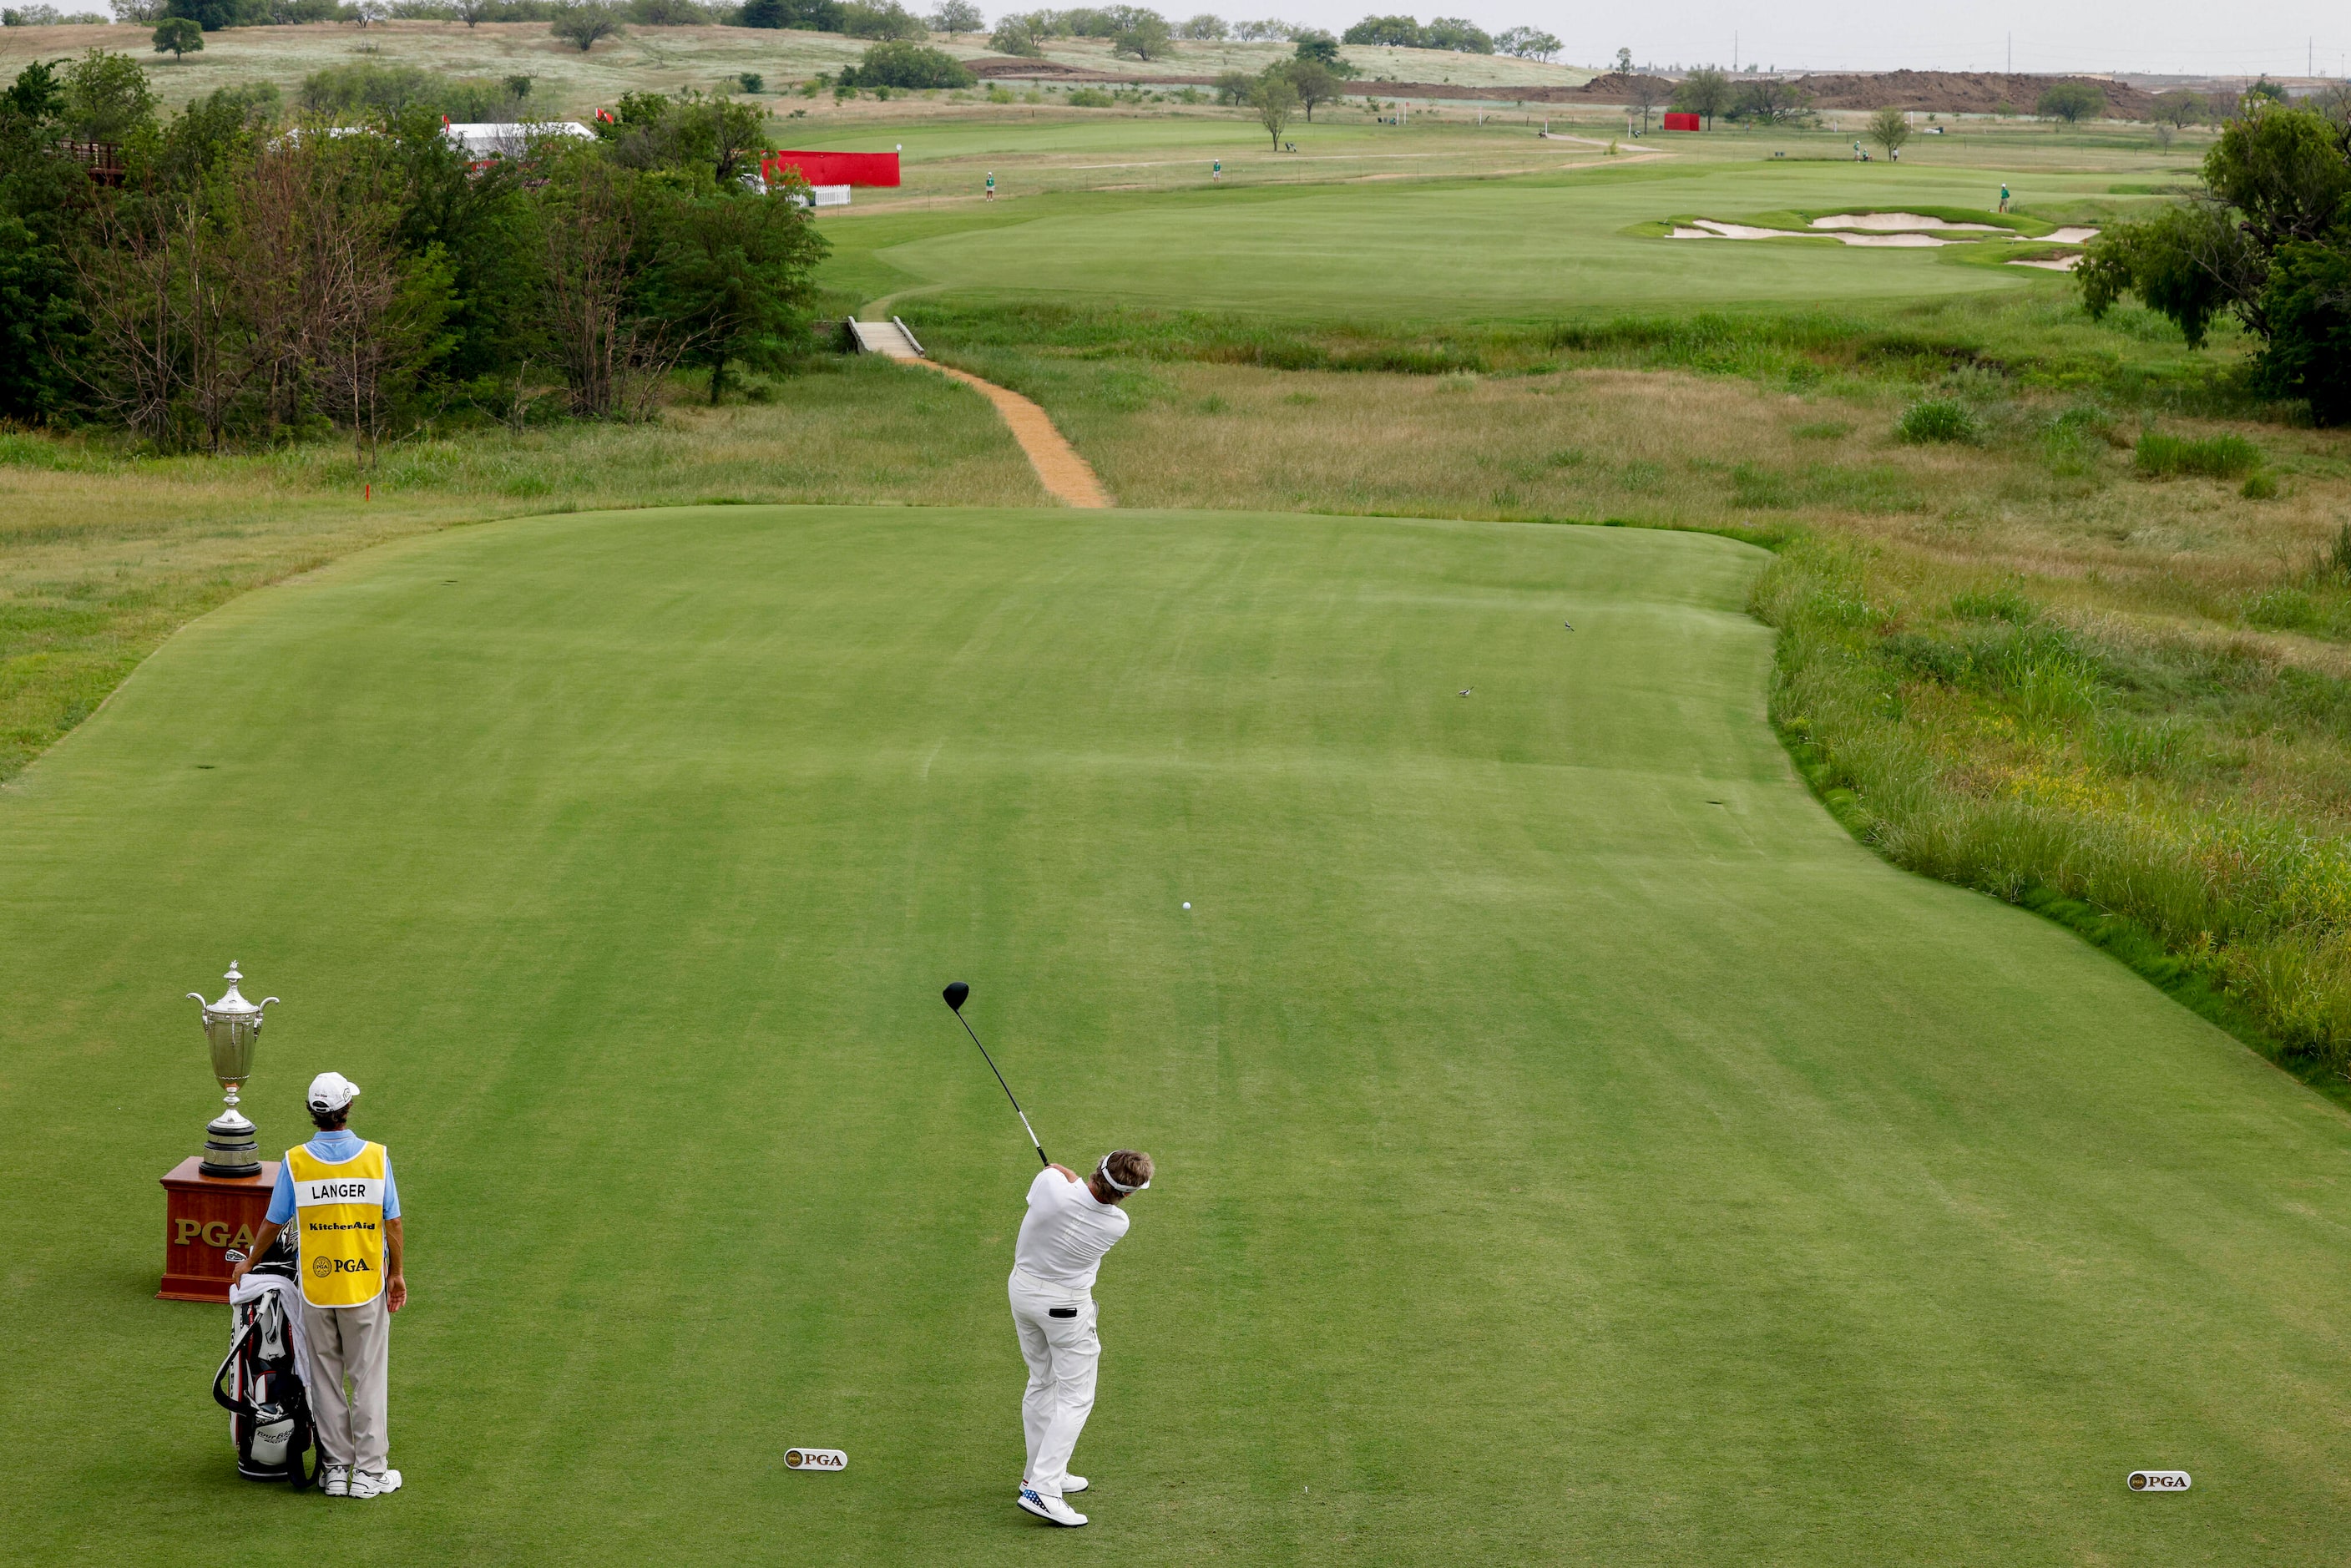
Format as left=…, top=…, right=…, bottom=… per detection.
left=1014, top=1168, right=1128, bottom=1293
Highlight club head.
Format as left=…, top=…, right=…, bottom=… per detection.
left=942, top=981, right=970, bottom=1013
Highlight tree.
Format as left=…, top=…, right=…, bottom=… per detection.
left=988, top=15, right=1043, bottom=53
left=550, top=3, right=624, bottom=51
left=647, top=184, right=827, bottom=402
left=1614, top=46, right=1631, bottom=73
left=2151, top=90, right=2206, bottom=130
left=0, top=211, right=78, bottom=420
left=1282, top=58, right=1337, bottom=120
left=1251, top=69, right=1295, bottom=149
left=1671, top=63, right=1729, bottom=129
left=2079, top=203, right=2241, bottom=348
left=454, top=0, right=488, bottom=26
left=152, top=16, right=201, bottom=57
left=600, top=88, right=774, bottom=185
left=2037, top=81, right=2105, bottom=127
left=1868, top=104, right=1910, bottom=159
left=838, top=39, right=973, bottom=87
left=58, top=47, right=155, bottom=142
left=1176, top=13, right=1224, bottom=38
left=1283, top=29, right=1332, bottom=63
left=1211, top=67, right=1250, bottom=104
left=838, top=0, right=925, bottom=38
left=1419, top=15, right=1487, bottom=52
left=1492, top=26, right=1557, bottom=61
left=1728, top=77, right=1812, bottom=127
left=1343, top=14, right=1420, bottom=46
left=1626, top=71, right=1658, bottom=132
left=928, top=0, right=982, bottom=29
left=162, top=0, right=235, bottom=29
left=2080, top=104, right=2351, bottom=421
left=1113, top=11, right=1172, bottom=59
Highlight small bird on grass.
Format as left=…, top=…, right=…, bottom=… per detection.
left=1459, top=689, right=1473, bottom=697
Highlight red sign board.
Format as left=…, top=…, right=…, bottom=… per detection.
left=1662, top=112, right=1701, bottom=132
left=761, top=150, right=902, bottom=187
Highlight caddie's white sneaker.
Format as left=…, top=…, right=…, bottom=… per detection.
left=320, top=1465, right=351, bottom=1498
left=1018, top=1487, right=1087, bottom=1527
left=1022, top=1474, right=1087, bottom=1494
left=350, top=1469, right=402, bottom=1499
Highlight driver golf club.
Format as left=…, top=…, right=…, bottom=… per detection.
left=941, top=981, right=1048, bottom=1166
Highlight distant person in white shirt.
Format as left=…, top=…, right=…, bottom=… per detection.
left=1009, top=1150, right=1154, bottom=1527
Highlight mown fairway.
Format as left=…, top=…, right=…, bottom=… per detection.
left=858, top=159, right=2067, bottom=319
left=3, top=507, right=2348, bottom=1564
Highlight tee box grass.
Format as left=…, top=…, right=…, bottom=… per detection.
left=3, top=506, right=2348, bottom=1564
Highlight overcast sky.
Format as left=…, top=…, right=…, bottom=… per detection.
left=1245, top=1, right=2350, bottom=78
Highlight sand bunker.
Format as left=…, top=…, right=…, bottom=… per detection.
left=1665, top=212, right=2101, bottom=256
left=1670, top=220, right=1948, bottom=246
left=1811, top=212, right=2008, bottom=233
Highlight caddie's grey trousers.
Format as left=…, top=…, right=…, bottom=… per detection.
left=299, top=1294, right=391, bottom=1474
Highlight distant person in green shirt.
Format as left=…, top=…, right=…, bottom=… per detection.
left=1211, top=159, right=1221, bottom=181
left=1999, top=182, right=2011, bottom=212
left=985, top=170, right=995, bottom=200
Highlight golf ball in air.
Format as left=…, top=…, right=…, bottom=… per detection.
left=1182, top=902, right=1191, bottom=910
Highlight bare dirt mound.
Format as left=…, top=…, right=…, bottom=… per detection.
left=1791, top=70, right=2156, bottom=119
left=1556, top=72, right=1680, bottom=104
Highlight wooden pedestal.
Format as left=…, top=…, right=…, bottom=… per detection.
left=159, top=1156, right=278, bottom=1302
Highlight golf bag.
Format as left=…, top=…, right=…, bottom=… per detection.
left=212, top=1236, right=315, bottom=1488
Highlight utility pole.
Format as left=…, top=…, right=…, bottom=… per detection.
left=1733, top=31, right=1738, bottom=72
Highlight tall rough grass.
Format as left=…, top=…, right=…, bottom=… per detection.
left=1757, top=536, right=2351, bottom=1074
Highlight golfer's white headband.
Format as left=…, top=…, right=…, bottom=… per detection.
left=1098, top=1155, right=1149, bottom=1192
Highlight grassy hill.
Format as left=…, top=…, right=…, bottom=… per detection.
left=0, top=18, right=1590, bottom=117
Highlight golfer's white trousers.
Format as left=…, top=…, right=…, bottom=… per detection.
left=1009, top=1267, right=1100, bottom=1499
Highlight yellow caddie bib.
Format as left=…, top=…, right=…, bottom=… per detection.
left=285, top=1141, right=388, bottom=1308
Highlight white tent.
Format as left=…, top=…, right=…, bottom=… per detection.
left=442, top=121, right=596, bottom=159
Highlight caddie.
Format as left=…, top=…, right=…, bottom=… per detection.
left=230, top=1070, right=407, bottom=1500
left=1009, top=1150, right=1153, bottom=1528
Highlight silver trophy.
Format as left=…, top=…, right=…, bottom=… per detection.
left=189, top=962, right=277, bottom=1178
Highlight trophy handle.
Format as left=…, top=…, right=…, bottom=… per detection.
left=259, top=998, right=280, bottom=1011
left=188, top=992, right=207, bottom=1007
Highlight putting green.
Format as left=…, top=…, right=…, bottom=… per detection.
left=867, top=164, right=2048, bottom=319
left=5, top=506, right=2349, bottom=1565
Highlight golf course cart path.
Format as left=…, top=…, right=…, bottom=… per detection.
left=918, top=361, right=1115, bottom=508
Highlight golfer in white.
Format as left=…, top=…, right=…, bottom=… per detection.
left=1010, top=1149, right=1153, bottom=1527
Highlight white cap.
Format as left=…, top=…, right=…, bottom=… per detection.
left=306, top=1070, right=361, bottom=1112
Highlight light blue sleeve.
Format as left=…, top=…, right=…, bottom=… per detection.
left=265, top=1157, right=296, bottom=1226
left=381, top=1152, right=400, bottom=1221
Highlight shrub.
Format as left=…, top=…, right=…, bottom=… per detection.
left=300, top=61, right=443, bottom=114
left=988, top=15, right=1042, bottom=53
left=1895, top=398, right=1980, bottom=444
left=838, top=40, right=973, bottom=87
left=837, top=0, right=924, bottom=36
left=2242, top=471, right=2280, bottom=499
left=2134, top=431, right=2260, bottom=478
left=1066, top=86, right=1113, bottom=106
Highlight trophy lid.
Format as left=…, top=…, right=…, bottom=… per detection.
left=194, top=961, right=276, bottom=1019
